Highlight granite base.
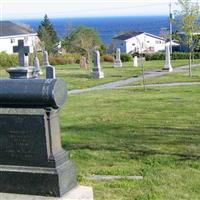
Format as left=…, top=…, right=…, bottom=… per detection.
left=0, top=186, right=93, bottom=200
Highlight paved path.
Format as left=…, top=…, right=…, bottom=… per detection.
left=69, top=64, right=200, bottom=94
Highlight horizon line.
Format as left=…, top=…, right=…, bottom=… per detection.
left=2, top=15, right=169, bottom=21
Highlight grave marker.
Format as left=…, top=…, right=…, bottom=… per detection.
left=133, top=56, right=138, bottom=67
left=163, top=44, right=173, bottom=72
left=80, top=56, right=87, bottom=69
left=92, top=50, right=104, bottom=79
left=0, top=41, right=93, bottom=199
left=114, top=48, right=122, bottom=67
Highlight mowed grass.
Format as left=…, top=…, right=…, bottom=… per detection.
left=60, top=85, right=200, bottom=200
left=130, top=65, right=200, bottom=87
left=0, top=59, right=199, bottom=90
left=56, top=59, right=200, bottom=90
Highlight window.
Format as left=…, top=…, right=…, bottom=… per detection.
left=24, top=36, right=28, bottom=43
left=155, top=40, right=162, bottom=44
left=11, top=38, right=15, bottom=43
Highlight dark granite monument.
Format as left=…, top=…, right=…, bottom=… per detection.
left=0, top=40, right=77, bottom=197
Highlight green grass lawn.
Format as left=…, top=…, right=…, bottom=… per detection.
left=129, top=65, right=200, bottom=87
left=0, top=59, right=199, bottom=90
left=56, top=59, right=200, bottom=90
left=60, top=85, right=200, bottom=200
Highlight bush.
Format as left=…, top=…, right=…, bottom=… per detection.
left=102, top=55, right=114, bottom=62
left=145, top=52, right=200, bottom=61
left=145, top=53, right=165, bottom=61
left=120, top=53, right=132, bottom=62
left=49, top=53, right=81, bottom=65
left=0, top=52, right=18, bottom=67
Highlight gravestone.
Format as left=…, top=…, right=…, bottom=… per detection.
left=0, top=41, right=91, bottom=199
left=92, top=50, right=104, bottom=79
left=13, top=39, right=29, bottom=67
left=114, top=48, right=122, bottom=67
left=33, top=45, right=43, bottom=76
left=80, top=56, right=87, bottom=69
left=163, top=44, right=173, bottom=72
left=133, top=56, right=138, bottom=67
left=43, top=50, right=56, bottom=79
left=7, top=40, right=37, bottom=79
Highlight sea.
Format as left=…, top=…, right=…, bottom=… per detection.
left=15, top=16, right=169, bottom=45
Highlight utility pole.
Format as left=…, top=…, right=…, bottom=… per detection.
left=169, top=0, right=173, bottom=53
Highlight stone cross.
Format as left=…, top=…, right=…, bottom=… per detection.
left=163, top=44, right=173, bottom=72
left=114, top=48, right=122, bottom=67
left=92, top=50, right=104, bottom=79
left=13, top=40, right=30, bottom=67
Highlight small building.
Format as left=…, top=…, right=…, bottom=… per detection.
left=112, top=31, right=166, bottom=54
left=0, top=21, right=38, bottom=54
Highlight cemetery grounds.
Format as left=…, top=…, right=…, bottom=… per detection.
left=1, top=59, right=200, bottom=199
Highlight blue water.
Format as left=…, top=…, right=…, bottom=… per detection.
left=15, top=16, right=169, bottom=45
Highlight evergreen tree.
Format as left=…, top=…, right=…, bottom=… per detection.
left=37, top=14, right=58, bottom=54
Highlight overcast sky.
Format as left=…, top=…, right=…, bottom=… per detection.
left=0, top=0, right=180, bottom=19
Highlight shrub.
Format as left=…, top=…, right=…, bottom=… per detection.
left=120, top=53, right=132, bottom=62
left=102, top=55, right=114, bottom=62
left=145, top=52, right=200, bottom=61
left=145, top=53, right=165, bottom=61
left=0, top=52, right=18, bottom=67
left=49, top=53, right=80, bottom=65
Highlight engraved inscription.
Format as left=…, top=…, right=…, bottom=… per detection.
left=0, top=114, right=48, bottom=167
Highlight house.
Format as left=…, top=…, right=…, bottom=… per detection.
left=112, top=31, right=166, bottom=54
left=0, top=21, right=38, bottom=54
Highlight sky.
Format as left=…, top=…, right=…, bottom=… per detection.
left=0, top=0, right=180, bottom=20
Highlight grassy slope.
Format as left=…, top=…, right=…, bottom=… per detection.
left=60, top=85, right=200, bottom=200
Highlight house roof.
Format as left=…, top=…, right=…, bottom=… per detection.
left=113, top=32, right=144, bottom=40
left=113, top=31, right=165, bottom=41
left=0, top=21, right=36, bottom=37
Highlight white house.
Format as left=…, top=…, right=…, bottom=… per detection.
left=0, top=21, right=38, bottom=54
left=112, top=32, right=166, bottom=54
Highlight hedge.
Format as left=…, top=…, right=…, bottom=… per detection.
left=0, top=52, right=18, bottom=67
left=0, top=52, right=81, bottom=68
left=145, top=52, right=200, bottom=61
left=121, top=53, right=132, bottom=62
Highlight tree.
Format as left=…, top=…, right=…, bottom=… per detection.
left=175, top=0, right=200, bottom=76
left=37, top=14, right=58, bottom=54
left=62, top=25, right=103, bottom=66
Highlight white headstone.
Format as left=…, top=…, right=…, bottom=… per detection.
left=163, top=44, right=173, bottom=72
left=114, top=48, right=122, bottom=67
left=43, top=51, right=50, bottom=66
left=92, top=50, right=104, bottom=79
left=43, top=50, right=56, bottom=79
left=133, top=56, right=138, bottom=67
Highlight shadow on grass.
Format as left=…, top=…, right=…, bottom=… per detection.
left=58, top=73, right=91, bottom=79
left=61, top=123, right=200, bottom=161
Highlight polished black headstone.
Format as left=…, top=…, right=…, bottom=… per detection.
left=0, top=78, right=76, bottom=197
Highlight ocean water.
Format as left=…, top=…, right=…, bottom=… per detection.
left=16, top=16, right=169, bottom=45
